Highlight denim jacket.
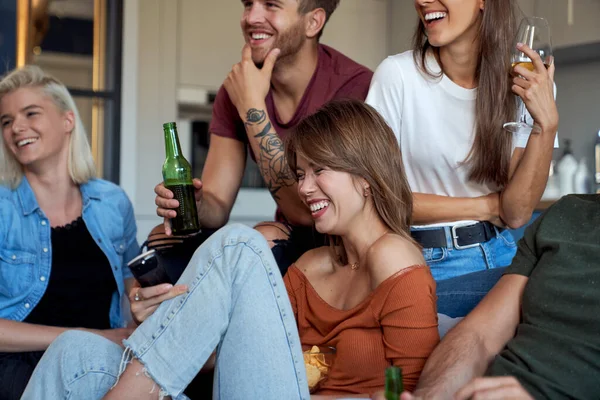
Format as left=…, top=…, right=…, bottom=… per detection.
left=0, top=177, right=139, bottom=328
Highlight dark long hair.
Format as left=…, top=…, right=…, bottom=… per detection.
left=285, top=99, right=418, bottom=265
left=413, top=1, right=517, bottom=187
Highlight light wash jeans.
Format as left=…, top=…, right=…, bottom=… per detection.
left=22, top=224, right=310, bottom=400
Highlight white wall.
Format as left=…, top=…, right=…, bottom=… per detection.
left=320, top=0, right=389, bottom=71
left=120, top=0, right=138, bottom=209
left=388, top=1, right=417, bottom=55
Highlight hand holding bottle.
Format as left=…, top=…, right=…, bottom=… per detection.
left=160, top=122, right=201, bottom=236
left=371, top=390, right=428, bottom=400
left=370, top=391, right=416, bottom=400
left=155, top=178, right=203, bottom=236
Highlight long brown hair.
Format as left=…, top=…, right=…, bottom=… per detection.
left=413, top=0, right=517, bottom=187
left=285, top=99, right=418, bottom=265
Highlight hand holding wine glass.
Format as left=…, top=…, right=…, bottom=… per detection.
left=504, top=17, right=558, bottom=135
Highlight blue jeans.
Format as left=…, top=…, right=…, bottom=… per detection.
left=22, top=224, right=310, bottom=400
left=414, top=226, right=516, bottom=319
left=436, top=267, right=507, bottom=318
left=416, top=226, right=517, bottom=281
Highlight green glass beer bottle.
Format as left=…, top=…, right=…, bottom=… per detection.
left=385, top=366, right=403, bottom=400
left=162, top=122, right=200, bottom=235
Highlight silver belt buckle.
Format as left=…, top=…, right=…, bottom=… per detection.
left=451, top=222, right=480, bottom=250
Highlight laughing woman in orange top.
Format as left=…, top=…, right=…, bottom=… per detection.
left=23, top=100, right=439, bottom=399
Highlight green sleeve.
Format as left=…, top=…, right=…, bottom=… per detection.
left=504, top=213, right=545, bottom=277
left=504, top=195, right=576, bottom=277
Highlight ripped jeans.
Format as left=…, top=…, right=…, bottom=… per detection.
left=21, top=224, right=310, bottom=400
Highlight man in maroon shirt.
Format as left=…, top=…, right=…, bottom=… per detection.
left=155, top=0, right=372, bottom=272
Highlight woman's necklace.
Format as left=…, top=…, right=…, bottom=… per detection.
left=350, top=261, right=359, bottom=270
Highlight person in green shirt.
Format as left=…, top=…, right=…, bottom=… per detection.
left=400, top=194, right=600, bottom=399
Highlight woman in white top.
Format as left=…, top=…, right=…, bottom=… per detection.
left=366, top=0, right=558, bottom=314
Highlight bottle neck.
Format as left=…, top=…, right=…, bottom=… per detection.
left=163, top=126, right=182, bottom=158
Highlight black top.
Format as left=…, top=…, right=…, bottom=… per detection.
left=24, top=217, right=116, bottom=329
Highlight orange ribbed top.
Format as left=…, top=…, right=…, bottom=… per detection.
left=284, top=265, right=439, bottom=395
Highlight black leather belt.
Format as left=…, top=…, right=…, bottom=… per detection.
left=411, top=221, right=497, bottom=250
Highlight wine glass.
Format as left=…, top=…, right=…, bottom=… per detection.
left=503, top=17, right=553, bottom=133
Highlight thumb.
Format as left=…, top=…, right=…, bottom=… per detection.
left=262, top=48, right=280, bottom=74
left=163, top=218, right=172, bottom=236
left=242, top=43, right=253, bottom=61
left=192, top=178, right=203, bottom=190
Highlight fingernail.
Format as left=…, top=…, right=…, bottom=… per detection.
left=165, top=284, right=173, bottom=289
left=516, top=42, right=524, bottom=48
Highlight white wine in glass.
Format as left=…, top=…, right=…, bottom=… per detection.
left=503, top=17, right=553, bottom=133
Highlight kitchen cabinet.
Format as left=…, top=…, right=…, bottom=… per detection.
left=495, top=1, right=600, bottom=49
left=517, top=0, right=536, bottom=17
left=533, top=0, right=600, bottom=48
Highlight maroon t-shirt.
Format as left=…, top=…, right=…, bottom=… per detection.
left=210, top=44, right=373, bottom=162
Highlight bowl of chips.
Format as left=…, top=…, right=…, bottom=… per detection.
left=302, top=345, right=336, bottom=393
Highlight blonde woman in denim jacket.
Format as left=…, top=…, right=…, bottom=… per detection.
left=0, top=65, right=138, bottom=399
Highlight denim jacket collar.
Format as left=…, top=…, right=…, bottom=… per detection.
left=16, top=176, right=102, bottom=216
left=79, top=181, right=103, bottom=202
left=16, top=177, right=40, bottom=216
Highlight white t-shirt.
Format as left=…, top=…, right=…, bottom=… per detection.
left=366, top=50, right=556, bottom=227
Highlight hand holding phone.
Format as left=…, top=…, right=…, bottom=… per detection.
left=128, top=279, right=188, bottom=325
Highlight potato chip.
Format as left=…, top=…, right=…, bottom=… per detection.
left=306, top=363, right=322, bottom=388
left=315, top=363, right=328, bottom=374
left=312, top=353, right=326, bottom=365
left=303, top=346, right=335, bottom=391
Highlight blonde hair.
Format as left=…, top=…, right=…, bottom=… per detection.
left=286, top=99, right=418, bottom=265
left=0, top=65, right=96, bottom=189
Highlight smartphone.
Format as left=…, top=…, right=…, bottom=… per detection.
left=127, top=249, right=171, bottom=287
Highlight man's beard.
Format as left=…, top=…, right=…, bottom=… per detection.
left=253, top=21, right=306, bottom=69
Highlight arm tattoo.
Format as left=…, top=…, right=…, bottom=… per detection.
left=245, top=109, right=295, bottom=199
left=245, top=108, right=267, bottom=125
